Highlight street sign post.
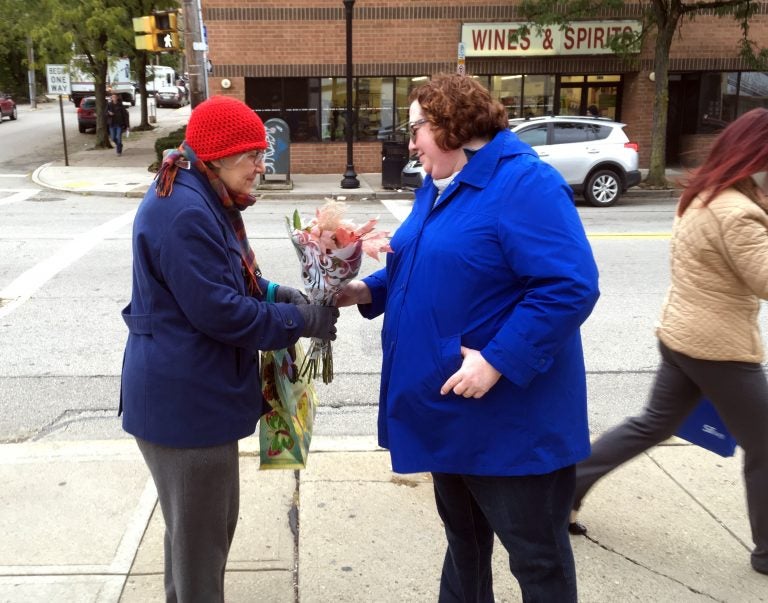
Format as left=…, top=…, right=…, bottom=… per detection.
left=46, top=64, right=70, bottom=166
left=457, top=42, right=466, bottom=76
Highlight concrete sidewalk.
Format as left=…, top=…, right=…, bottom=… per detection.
left=0, top=437, right=764, bottom=602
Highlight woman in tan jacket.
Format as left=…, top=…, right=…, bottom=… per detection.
left=570, top=108, right=768, bottom=576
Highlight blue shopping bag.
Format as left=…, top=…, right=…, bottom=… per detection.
left=675, top=398, right=737, bottom=457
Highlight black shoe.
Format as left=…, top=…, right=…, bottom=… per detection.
left=568, top=521, right=588, bottom=536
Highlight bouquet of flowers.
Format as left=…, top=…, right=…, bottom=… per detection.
left=286, top=199, right=391, bottom=383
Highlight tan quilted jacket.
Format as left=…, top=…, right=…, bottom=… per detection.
left=656, top=187, right=768, bottom=362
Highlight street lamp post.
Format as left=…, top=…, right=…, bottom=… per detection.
left=340, top=0, right=360, bottom=189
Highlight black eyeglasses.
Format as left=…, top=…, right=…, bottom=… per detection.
left=409, top=118, right=429, bottom=141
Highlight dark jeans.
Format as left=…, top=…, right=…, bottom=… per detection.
left=110, top=125, right=124, bottom=154
left=432, top=466, right=577, bottom=603
left=574, top=340, right=768, bottom=571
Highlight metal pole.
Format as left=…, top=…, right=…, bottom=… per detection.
left=59, top=95, right=69, bottom=166
left=340, top=0, right=359, bottom=189
left=27, top=37, right=37, bottom=109
left=197, top=0, right=209, bottom=99
left=183, top=0, right=205, bottom=107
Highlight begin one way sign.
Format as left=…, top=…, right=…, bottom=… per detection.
left=46, top=64, right=71, bottom=95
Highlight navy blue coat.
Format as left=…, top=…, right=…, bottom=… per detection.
left=361, top=129, right=600, bottom=476
left=121, top=167, right=304, bottom=448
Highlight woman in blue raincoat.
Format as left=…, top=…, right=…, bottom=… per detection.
left=339, top=74, right=600, bottom=602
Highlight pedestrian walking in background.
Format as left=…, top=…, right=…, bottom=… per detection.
left=338, top=73, right=600, bottom=602
left=106, top=93, right=130, bottom=156
left=569, top=108, right=768, bottom=577
left=119, top=95, right=338, bottom=602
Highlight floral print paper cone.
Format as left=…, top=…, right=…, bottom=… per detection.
left=286, top=200, right=391, bottom=383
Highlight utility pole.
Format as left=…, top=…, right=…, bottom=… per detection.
left=183, top=0, right=206, bottom=107
left=27, top=36, right=37, bottom=109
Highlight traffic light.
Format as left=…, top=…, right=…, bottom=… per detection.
left=133, top=12, right=179, bottom=52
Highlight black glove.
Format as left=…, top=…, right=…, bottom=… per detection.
left=296, top=305, right=340, bottom=340
left=274, top=285, right=309, bottom=305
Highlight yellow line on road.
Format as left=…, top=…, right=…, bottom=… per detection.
left=587, top=232, right=671, bottom=240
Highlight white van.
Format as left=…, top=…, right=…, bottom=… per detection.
left=146, top=66, right=177, bottom=97
left=69, top=56, right=135, bottom=107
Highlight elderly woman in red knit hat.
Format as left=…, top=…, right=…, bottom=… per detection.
left=119, top=96, right=339, bottom=602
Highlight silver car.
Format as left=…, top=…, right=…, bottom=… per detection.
left=510, top=116, right=641, bottom=207
left=155, top=86, right=188, bottom=109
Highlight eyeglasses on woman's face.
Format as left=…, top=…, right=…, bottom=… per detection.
left=409, top=118, right=429, bottom=141
left=220, top=150, right=266, bottom=169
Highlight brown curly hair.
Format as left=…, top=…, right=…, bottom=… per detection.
left=409, top=73, right=509, bottom=151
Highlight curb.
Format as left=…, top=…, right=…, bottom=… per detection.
left=32, top=163, right=155, bottom=199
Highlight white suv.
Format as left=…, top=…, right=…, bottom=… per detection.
left=510, top=116, right=641, bottom=207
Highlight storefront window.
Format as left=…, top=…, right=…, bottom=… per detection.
left=692, top=71, right=768, bottom=133
left=522, top=75, right=554, bottom=117
left=355, top=77, right=393, bottom=141
left=249, top=76, right=430, bottom=143
left=320, top=78, right=347, bottom=142
left=247, top=77, right=321, bottom=142
left=558, top=75, right=620, bottom=119
left=733, top=72, right=768, bottom=115
left=491, top=75, right=523, bottom=119
left=394, top=76, right=428, bottom=139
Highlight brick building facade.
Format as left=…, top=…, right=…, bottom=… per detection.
left=200, top=1, right=768, bottom=173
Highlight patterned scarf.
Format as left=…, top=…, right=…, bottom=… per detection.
left=155, top=142, right=262, bottom=295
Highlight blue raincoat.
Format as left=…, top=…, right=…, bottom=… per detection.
left=361, top=129, right=600, bottom=476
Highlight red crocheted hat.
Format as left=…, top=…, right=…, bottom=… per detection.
left=186, top=96, right=267, bottom=161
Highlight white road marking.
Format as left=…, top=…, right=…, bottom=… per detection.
left=381, top=198, right=413, bottom=223
left=0, top=208, right=136, bottom=319
left=0, top=189, right=38, bottom=206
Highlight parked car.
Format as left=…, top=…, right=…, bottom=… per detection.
left=76, top=96, right=98, bottom=133
left=377, top=122, right=408, bottom=141
left=401, top=156, right=426, bottom=189
left=0, top=92, right=18, bottom=122
left=155, top=86, right=188, bottom=109
left=510, top=115, right=640, bottom=207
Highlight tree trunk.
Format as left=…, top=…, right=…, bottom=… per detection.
left=645, top=3, right=679, bottom=187
left=136, top=52, right=152, bottom=130
left=94, top=54, right=111, bottom=150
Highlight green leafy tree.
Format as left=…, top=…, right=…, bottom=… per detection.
left=0, top=0, right=61, bottom=99
left=516, top=0, right=768, bottom=187
left=35, top=0, right=134, bottom=148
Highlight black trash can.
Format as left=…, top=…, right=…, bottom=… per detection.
left=381, top=141, right=410, bottom=189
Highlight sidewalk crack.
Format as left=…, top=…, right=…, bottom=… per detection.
left=580, top=533, right=724, bottom=602
left=647, top=453, right=752, bottom=553
left=290, top=470, right=300, bottom=603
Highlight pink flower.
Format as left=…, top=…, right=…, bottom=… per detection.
left=286, top=199, right=392, bottom=383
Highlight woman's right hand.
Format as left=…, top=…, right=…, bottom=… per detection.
left=336, top=280, right=372, bottom=307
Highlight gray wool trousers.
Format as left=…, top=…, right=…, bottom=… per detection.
left=573, top=341, right=768, bottom=572
left=136, top=437, right=240, bottom=603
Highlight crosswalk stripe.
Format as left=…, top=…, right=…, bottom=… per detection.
left=0, top=189, right=38, bottom=206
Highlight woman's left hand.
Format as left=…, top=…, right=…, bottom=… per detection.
left=440, top=346, right=501, bottom=399
left=275, top=285, right=309, bottom=305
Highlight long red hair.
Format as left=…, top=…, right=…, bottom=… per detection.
left=678, top=108, right=768, bottom=216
